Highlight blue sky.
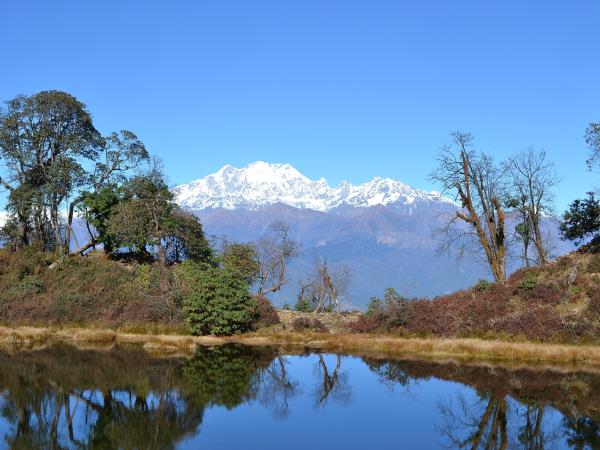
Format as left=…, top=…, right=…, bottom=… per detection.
left=1, top=0, right=599, bottom=210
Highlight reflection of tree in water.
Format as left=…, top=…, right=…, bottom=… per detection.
left=438, top=393, right=510, bottom=449
left=255, top=356, right=300, bottom=418
left=314, top=354, right=351, bottom=406
left=563, top=416, right=600, bottom=449
left=363, top=357, right=600, bottom=450
left=0, top=343, right=290, bottom=449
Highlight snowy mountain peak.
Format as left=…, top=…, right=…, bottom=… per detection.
left=173, top=162, right=451, bottom=211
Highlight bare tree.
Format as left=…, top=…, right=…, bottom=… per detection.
left=430, top=132, right=507, bottom=282
left=505, top=148, right=559, bottom=266
left=314, top=354, right=350, bottom=406
left=256, top=221, right=299, bottom=295
left=298, top=258, right=351, bottom=312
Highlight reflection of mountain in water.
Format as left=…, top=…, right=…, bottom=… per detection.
left=0, top=344, right=598, bottom=449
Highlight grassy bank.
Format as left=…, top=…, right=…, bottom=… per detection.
left=2, top=325, right=600, bottom=369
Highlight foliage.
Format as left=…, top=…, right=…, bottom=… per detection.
left=79, top=184, right=124, bottom=252
left=383, top=288, right=408, bottom=328
left=518, top=272, right=538, bottom=290
left=561, top=192, right=600, bottom=245
left=587, top=255, right=600, bottom=273
left=349, top=288, right=408, bottom=333
left=104, top=171, right=212, bottom=265
left=251, top=294, right=280, bottom=329
left=474, top=279, right=493, bottom=292
left=182, top=345, right=272, bottom=408
left=162, top=208, right=213, bottom=264
left=220, top=242, right=259, bottom=284
left=365, top=297, right=382, bottom=317
left=584, top=122, right=600, bottom=169
left=0, top=91, right=103, bottom=254
left=174, top=261, right=256, bottom=336
left=0, top=248, right=185, bottom=327
left=294, top=296, right=314, bottom=313
left=17, top=275, right=44, bottom=294
left=291, top=317, right=328, bottom=333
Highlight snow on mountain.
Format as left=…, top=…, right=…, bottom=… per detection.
left=173, top=161, right=452, bottom=211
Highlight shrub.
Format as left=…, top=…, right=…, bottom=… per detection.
left=294, top=297, right=313, bottom=312
left=518, top=272, right=538, bottom=290
left=17, top=275, right=44, bottom=294
left=174, top=261, right=256, bottom=336
left=586, top=287, right=600, bottom=320
left=282, top=303, right=292, bottom=310
left=587, top=255, right=600, bottom=273
left=474, top=279, right=493, bottom=292
left=384, top=288, right=408, bottom=329
left=292, top=317, right=328, bottom=333
left=521, top=283, right=564, bottom=305
left=347, top=314, right=384, bottom=333
left=347, top=288, right=409, bottom=333
left=251, top=294, right=280, bottom=329
left=365, top=297, right=382, bottom=317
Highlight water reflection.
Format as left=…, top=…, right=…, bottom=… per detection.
left=365, top=358, right=600, bottom=449
left=0, top=344, right=598, bottom=449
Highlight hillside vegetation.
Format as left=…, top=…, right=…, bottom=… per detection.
left=350, top=246, right=600, bottom=343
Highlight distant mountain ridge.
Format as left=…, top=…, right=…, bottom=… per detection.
left=173, top=161, right=453, bottom=211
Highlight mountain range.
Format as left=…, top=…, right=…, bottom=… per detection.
left=174, top=162, right=568, bottom=309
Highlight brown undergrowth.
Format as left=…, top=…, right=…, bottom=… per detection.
left=2, top=326, right=600, bottom=369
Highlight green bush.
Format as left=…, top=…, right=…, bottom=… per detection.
left=17, top=275, right=44, bottom=294
left=365, top=296, right=382, bottom=317
left=294, top=297, right=313, bottom=312
left=474, top=279, right=493, bottom=292
left=174, top=261, right=256, bottom=336
left=518, top=272, right=538, bottom=290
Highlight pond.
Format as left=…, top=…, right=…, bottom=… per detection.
left=0, top=343, right=598, bottom=449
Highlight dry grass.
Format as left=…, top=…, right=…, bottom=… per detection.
left=2, top=325, right=600, bottom=369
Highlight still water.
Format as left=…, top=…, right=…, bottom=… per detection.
left=0, top=343, right=598, bottom=449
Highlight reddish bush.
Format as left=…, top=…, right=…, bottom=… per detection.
left=251, top=295, right=280, bottom=329
left=520, top=283, right=564, bottom=305
left=586, top=287, right=600, bottom=320
left=292, top=317, right=328, bottom=333
left=347, top=314, right=385, bottom=333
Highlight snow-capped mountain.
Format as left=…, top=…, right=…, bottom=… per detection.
left=173, top=161, right=451, bottom=211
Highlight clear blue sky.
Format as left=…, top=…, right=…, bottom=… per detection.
left=1, top=0, right=599, bottom=210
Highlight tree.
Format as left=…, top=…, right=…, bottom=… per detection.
left=0, top=91, right=149, bottom=259
left=505, top=147, right=559, bottom=266
left=560, top=192, right=600, bottom=245
left=105, top=166, right=211, bottom=265
left=430, top=132, right=507, bottom=282
left=297, top=258, right=351, bottom=312
left=585, top=122, right=600, bottom=170
left=78, top=184, right=125, bottom=254
left=65, top=130, right=149, bottom=252
left=255, top=221, right=299, bottom=295
left=162, top=208, right=213, bottom=265
left=220, top=241, right=260, bottom=284
left=174, top=261, right=257, bottom=336
left=0, top=91, right=103, bottom=253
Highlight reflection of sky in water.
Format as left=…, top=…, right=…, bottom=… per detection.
left=0, top=348, right=596, bottom=449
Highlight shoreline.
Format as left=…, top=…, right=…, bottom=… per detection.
left=2, top=325, right=600, bottom=370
